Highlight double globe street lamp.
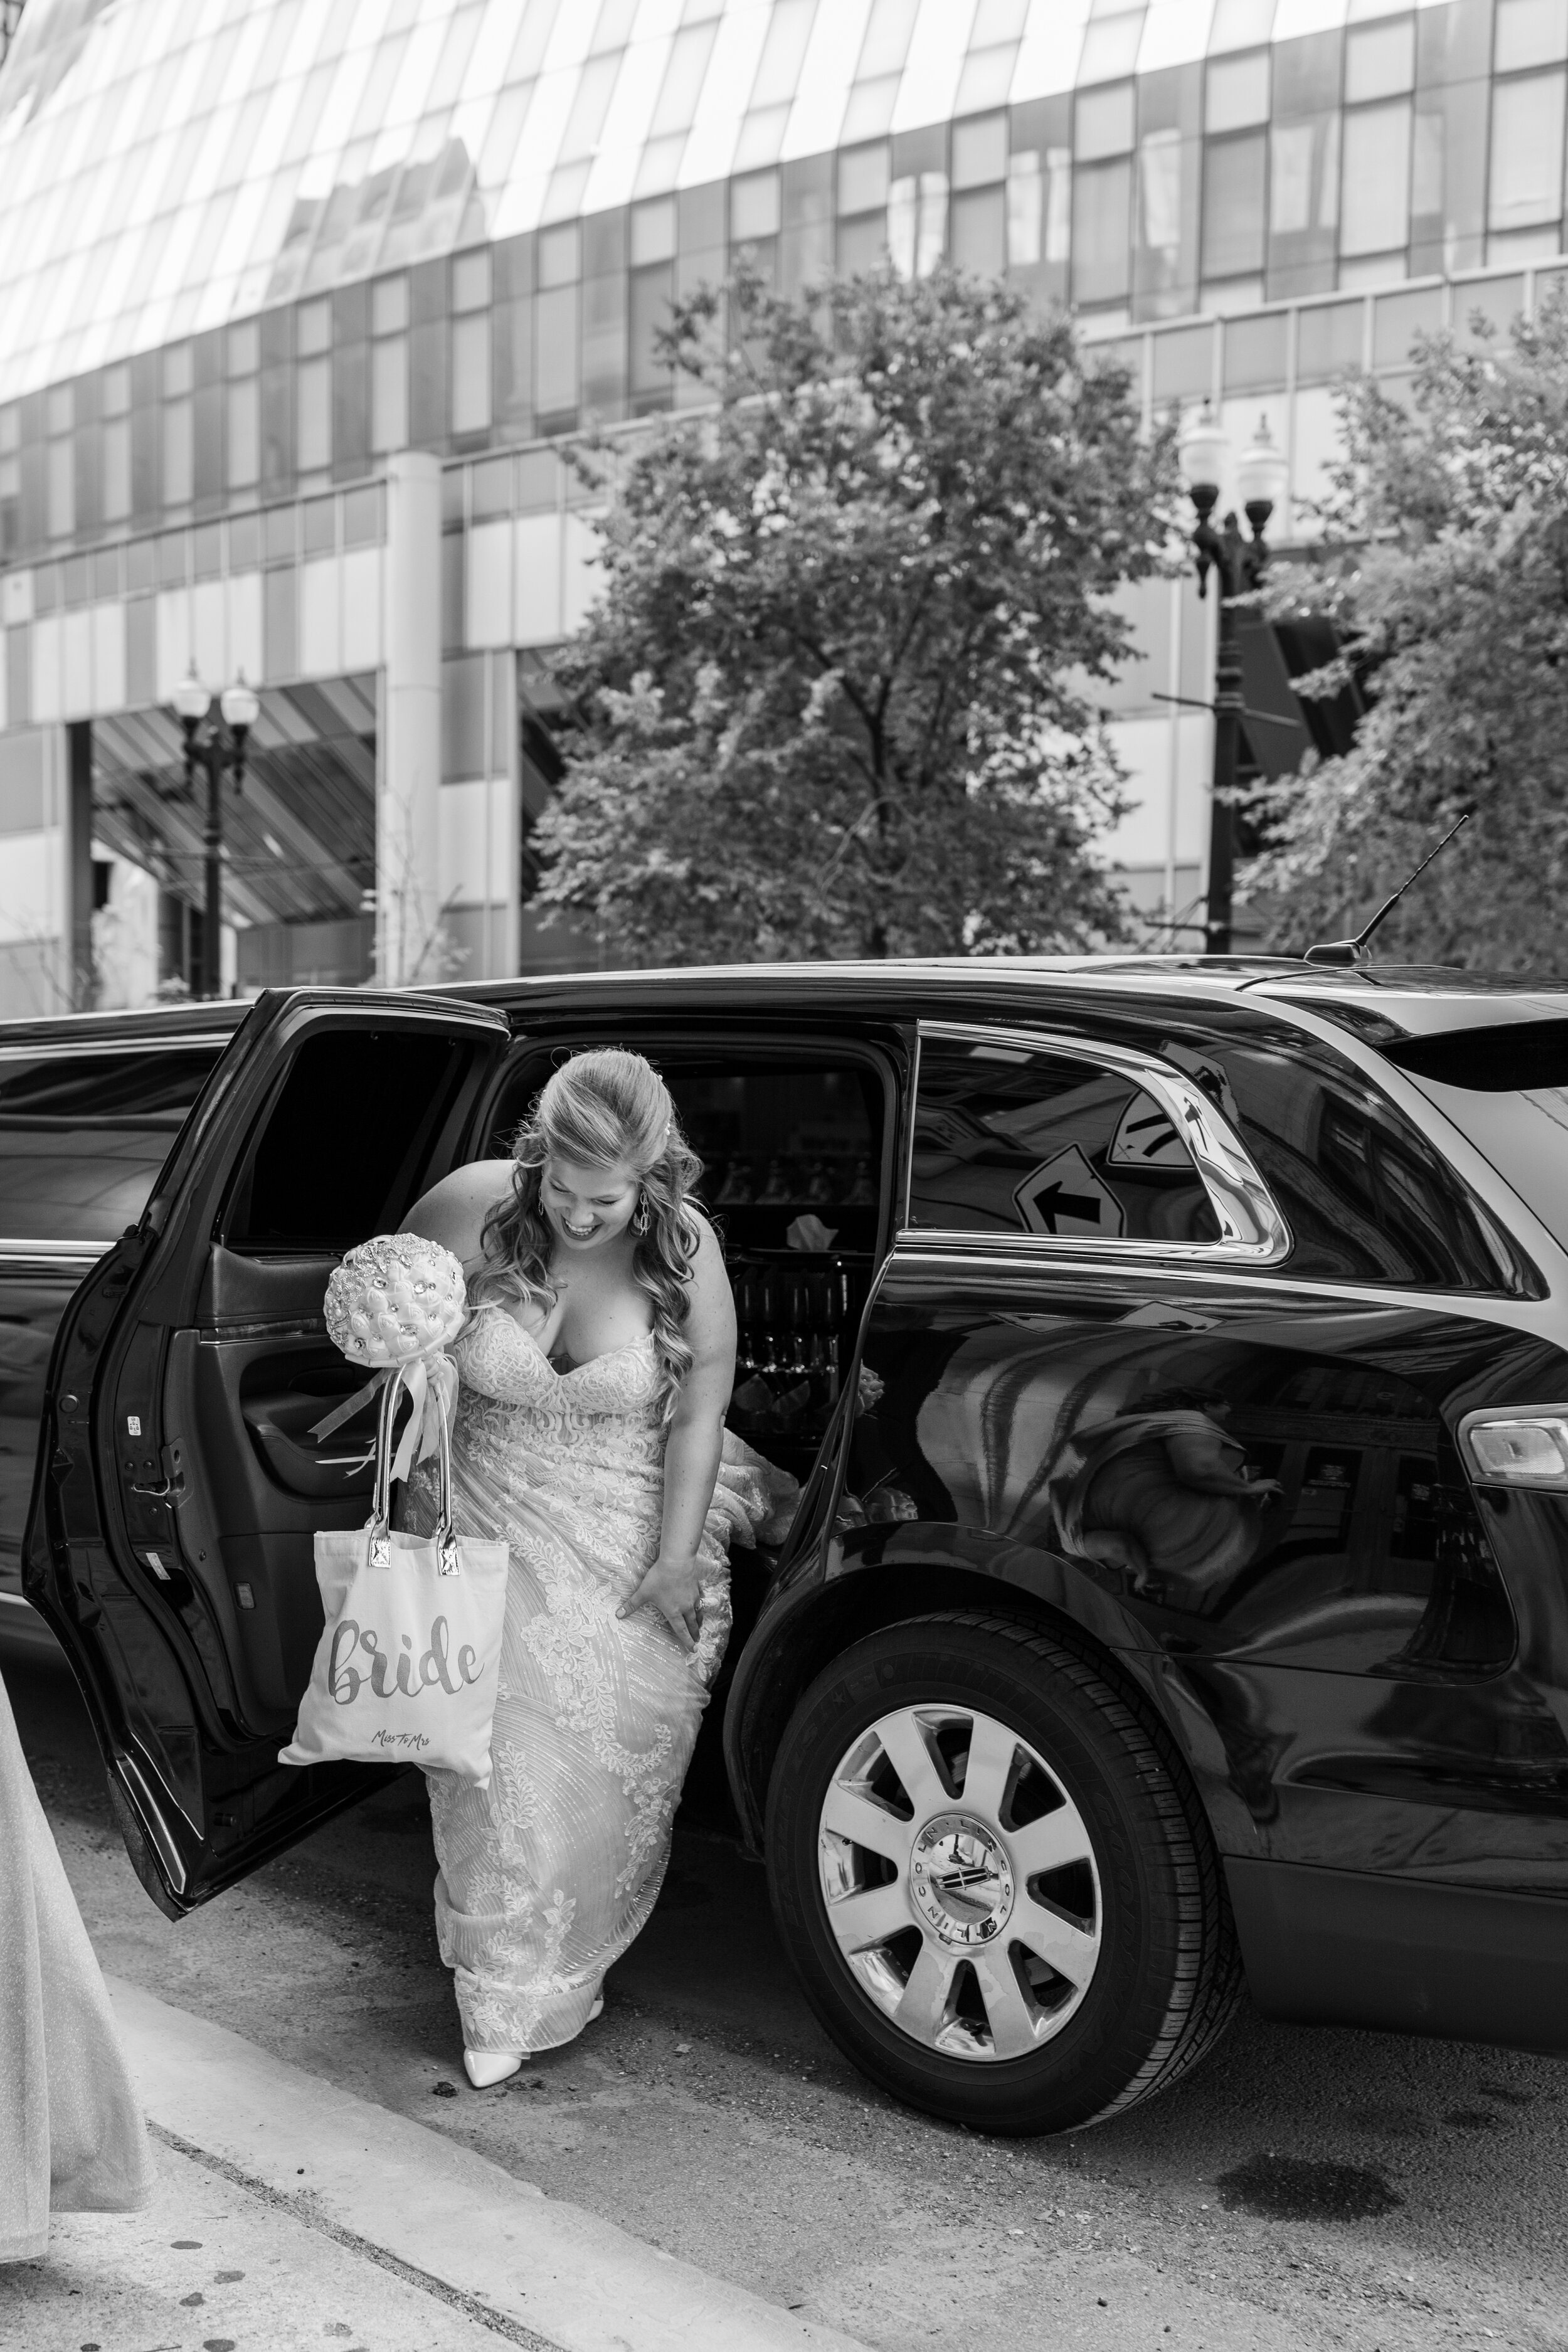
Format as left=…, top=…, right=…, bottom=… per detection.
left=172, top=665, right=260, bottom=1000
left=1176, top=405, right=1291, bottom=955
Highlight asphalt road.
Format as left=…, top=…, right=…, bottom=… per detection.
left=8, top=1631, right=1568, bottom=2352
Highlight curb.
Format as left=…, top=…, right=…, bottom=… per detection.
left=108, top=1978, right=871, bottom=2352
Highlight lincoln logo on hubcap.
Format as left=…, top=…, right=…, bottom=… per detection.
left=910, top=1813, right=1015, bottom=1947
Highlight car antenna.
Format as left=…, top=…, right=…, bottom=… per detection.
left=1303, top=811, right=1470, bottom=967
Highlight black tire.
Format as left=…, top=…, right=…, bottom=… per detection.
left=765, top=1611, right=1241, bottom=2136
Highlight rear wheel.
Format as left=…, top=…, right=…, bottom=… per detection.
left=765, top=1612, right=1241, bottom=2135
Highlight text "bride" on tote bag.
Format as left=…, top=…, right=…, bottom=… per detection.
left=280, top=1369, right=508, bottom=1785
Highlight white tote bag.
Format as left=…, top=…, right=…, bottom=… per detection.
left=280, top=1367, right=509, bottom=1785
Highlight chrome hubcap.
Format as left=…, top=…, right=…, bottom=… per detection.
left=817, top=1704, right=1102, bottom=2063
left=911, top=1815, right=1015, bottom=1946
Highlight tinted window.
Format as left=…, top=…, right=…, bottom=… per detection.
left=1195, top=1032, right=1518, bottom=1291
left=677, top=1064, right=880, bottom=1251
left=1385, top=1019, right=1568, bottom=1256
left=222, top=1030, right=479, bottom=1251
left=910, top=1036, right=1221, bottom=1245
left=489, top=1050, right=884, bottom=1254
left=0, top=1047, right=220, bottom=1244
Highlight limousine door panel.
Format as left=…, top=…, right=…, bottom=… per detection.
left=25, top=988, right=509, bottom=1914
left=844, top=1248, right=1568, bottom=1897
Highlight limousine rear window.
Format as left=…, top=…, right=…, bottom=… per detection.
left=909, top=1035, right=1222, bottom=1247
left=1384, top=1020, right=1568, bottom=1266
left=0, top=1047, right=221, bottom=1246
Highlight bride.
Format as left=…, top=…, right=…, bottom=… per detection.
left=400, top=1047, right=792, bottom=2085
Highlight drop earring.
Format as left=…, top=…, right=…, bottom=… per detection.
left=632, top=1194, right=651, bottom=1236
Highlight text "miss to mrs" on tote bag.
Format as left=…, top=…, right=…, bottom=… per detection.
left=279, top=1236, right=508, bottom=1786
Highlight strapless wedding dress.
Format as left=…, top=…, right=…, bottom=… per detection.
left=403, top=1306, right=795, bottom=2056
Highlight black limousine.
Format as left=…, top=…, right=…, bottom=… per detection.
left=6, top=958, right=1568, bottom=2136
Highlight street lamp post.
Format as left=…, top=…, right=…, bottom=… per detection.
left=1177, top=407, right=1290, bottom=955
left=171, top=667, right=259, bottom=999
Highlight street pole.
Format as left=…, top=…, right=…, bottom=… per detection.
left=1202, top=497, right=1244, bottom=956
left=1177, top=410, right=1290, bottom=958
left=173, top=667, right=257, bottom=1000
left=202, top=734, right=224, bottom=1000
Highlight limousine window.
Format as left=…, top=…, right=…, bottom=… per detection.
left=0, top=1047, right=221, bottom=1244
left=909, top=1035, right=1221, bottom=1245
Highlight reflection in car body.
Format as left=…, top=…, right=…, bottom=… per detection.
left=8, top=958, right=1568, bottom=2137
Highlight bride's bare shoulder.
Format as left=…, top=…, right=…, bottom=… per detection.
left=400, top=1160, right=516, bottom=1270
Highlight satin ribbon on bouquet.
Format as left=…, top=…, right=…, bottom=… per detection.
left=309, top=1347, right=461, bottom=1484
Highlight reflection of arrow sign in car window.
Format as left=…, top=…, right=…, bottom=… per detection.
left=1106, top=1092, right=1190, bottom=1170
left=1160, top=1042, right=1239, bottom=1128
left=1013, top=1145, right=1126, bottom=1239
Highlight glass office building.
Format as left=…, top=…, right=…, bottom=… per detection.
left=0, top=0, right=1561, bottom=1007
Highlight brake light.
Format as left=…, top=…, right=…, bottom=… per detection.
left=1460, top=1410, right=1568, bottom=1488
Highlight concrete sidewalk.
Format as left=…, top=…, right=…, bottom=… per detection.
left=90, top=1979, right=870, bottom=2352
left=3, top=2131, right=505, bottom=2352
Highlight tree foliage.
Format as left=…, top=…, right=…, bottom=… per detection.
left=1243, top=291, right=1568, bottom=968
left=532, top=267, right=1175, bottom=963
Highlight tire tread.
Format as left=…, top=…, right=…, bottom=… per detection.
left=768, top=1606, right=1244, bottom=2132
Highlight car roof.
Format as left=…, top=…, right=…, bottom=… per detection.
left=2, top=956, right=1563, bottom=1053
left=0, top=999, right=247, bottom=1054
left=450, top=955, right=1568, bottom=1044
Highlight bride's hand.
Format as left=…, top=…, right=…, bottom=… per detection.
left=617, top=1552, right=702, bottom=1652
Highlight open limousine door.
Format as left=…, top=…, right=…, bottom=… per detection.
left=24, top=987, right=509, bottom=1915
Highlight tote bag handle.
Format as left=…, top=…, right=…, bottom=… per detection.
left=366, top=1360, right=461, bottom=1576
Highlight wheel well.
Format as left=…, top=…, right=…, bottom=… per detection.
left=731, top=1564, right=1180, bottom=1848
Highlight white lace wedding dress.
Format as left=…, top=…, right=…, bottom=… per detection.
left=403, top=1305, right=795, bottom=2056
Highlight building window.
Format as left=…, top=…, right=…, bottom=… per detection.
left=1495, top=0, right=1568, bottom=73
left=452, top=314, right=492, bottom=438
left=1072, top=156, right=1133, bottom=304
left=1489, top=72, right=1567, bottom=231
left=539, top=223, right=581, bottom=290
left=1005, top=150, right=1044, bottom=265
left=297, top=299, right=331, bottom=359
left=952, top=112, right=1008, bottom=191
left=1075, top=80, right=1135, bottom=164
left=731, top=168, right=782, bottom=245
left=372, top=336, right=408, bottom=453
left=226, top=378, right=259, bottom=489
left=47, top=434, right=74, bottom=540
left=631, top=197, right=677, bottom=266
left=838, top=142, right=891, bottom=218
left=1138, top=129, right=1185, bottom=280
left=371, top=270, right=410, bottom=455
left=162, top=400, right=193, bottom=509
left=1344, top=15, right=1416, bottom=105
left=889, top=171, right=948, bottom=277
left=1341, top=100, right=1412, bottom=258
left=103, top=418, right=130, bottom=523
left=1205, top=50, right=1270, bottom=132
left=536, top=285, right=580, bottom=422
left=950, top=183, right=1005, bottom=275
left=1202, top=133, right=1267, bottom=282
left=0, top=404, right=17, bottom=559
left=630, top=263, right=675, bottom=403
left=297, top=354, right=331, bottom=473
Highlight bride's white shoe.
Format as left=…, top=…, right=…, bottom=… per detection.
left=464, top=2047, right=525, bottom=2087
left=465, top=1993, right=600, bottom=2085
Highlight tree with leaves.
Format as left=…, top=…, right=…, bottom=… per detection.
left=1243, top=289, right=1568, bottom=968
left=532, top=266, right=1175, bottom=963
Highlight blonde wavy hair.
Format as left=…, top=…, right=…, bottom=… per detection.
left=479, top=1048, right=702, bottom=1419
